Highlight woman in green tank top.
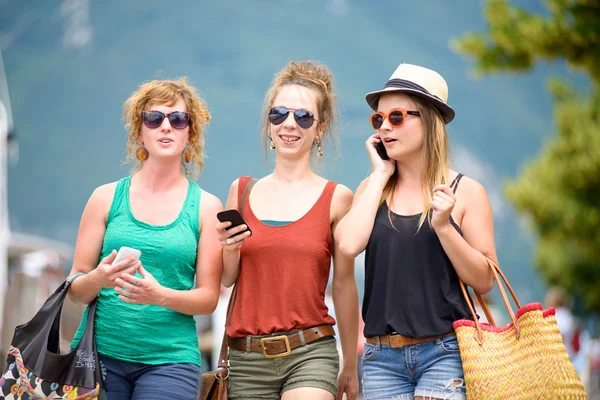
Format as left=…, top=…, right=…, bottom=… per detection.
left=67, top=78, right=224, bottom=400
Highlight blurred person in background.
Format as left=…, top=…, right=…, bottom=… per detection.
left=216, top=61, right=359, bottom=400
left=67, top=78, right=223, bottom=400
left=545, top=286, right=577, bottom=361
left=337, top=63, right=498, bottom=400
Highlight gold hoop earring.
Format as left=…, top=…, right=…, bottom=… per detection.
left=136, top=147, right=149, bottom=161
left=184, top=148, right=192, bottom=163
left=317, top=140, right=323, bottom=157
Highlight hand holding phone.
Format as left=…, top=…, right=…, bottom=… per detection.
left=216, top=209, right=252, bottom=248
left=96, top=246, right=141, bottom=288
left=374, top=140, right=389, bottom=160
left=112, top=246, right=142, bottom=265
left=217, top=210, right=251, bottom=235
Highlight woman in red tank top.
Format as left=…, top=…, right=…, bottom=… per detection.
left=216, top=61, right=359, bottom=400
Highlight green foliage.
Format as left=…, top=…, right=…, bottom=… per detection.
left=506, top=85, right=600, bottom=311
left=455, top=0, right=600, bottom=313
left=454, top=0, right=600, bottom=83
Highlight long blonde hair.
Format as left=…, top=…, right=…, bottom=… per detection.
left=261, top=61, right=339, bottom=164
left=123, top=78, right=211, bottom=177
left=380, top=95, right=450, bottom=230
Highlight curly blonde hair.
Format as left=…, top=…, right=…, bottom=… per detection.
left=123, top=78, right=211, bottom=177
left=261, top=61, right=339, bottom=162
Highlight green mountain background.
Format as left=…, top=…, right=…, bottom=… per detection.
left=2, top=0, right=582, bottom=308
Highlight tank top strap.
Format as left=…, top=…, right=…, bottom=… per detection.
left=450, top=173, right=465, bottom=194
left=182, top=180, right=201, bottom=242
left=106, top=175, right=131, bottom=224
left=237, top=176, right=253, bottom=214
left=313, top=181, right=338, bottom=217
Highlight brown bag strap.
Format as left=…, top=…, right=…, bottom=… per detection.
left=459, top=256, right=522, bottom=344
left=216, top=177, right=258, bottom=369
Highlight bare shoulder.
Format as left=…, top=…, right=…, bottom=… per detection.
left=229, top=178, right=240, bottom=195
left=455, top=175, right=490, bottom=205
left=226, top=178, right=240, bottom=208
left=200, top=189, right=224, bottom=213
left=331, top=183, right=353, bottom=222
left=332, top=183, right=353, bottom=204
left=87, top=181, right=118, bottom=209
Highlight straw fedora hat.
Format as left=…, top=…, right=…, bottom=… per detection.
left=365, top=63, right=455, bottom=124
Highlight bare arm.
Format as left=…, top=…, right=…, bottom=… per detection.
left=335, top=173, right=389, bottom=258
left=116, top=191, right=224, bottom=315
left=217, top=179, right=251, bottom=287
left=336, top=134, right=394, bottom=258
left=432, top=178, right=496, bottom=294
left=159, top=191, right=224, bottom=314
left=68, top=183, right=139, bottom=304
left=331, top=185, right=360, bottom=400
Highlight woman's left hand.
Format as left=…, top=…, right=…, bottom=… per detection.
left=337, top=365, right=359, bottom=400
left=115, top=265, right=166, bottom=306
left=431, top=184, right=456, bottom=232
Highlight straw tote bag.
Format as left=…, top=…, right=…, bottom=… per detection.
left=453, top=258, right=586, bottom=399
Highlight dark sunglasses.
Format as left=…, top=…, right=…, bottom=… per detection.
left=142, top=111, right=191, bottom=130
left=268, top=106, right=319, bottom=129
left=370, top=108, right=420, bottom=129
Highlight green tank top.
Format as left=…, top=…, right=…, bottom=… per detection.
left=72, top=175, right=202, bottom=366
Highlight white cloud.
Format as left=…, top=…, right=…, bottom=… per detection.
left=60, top=0, right=93, bottom=49
left=452, top=145, right=508, bottom=220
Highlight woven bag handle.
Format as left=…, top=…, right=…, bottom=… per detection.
left=473, top=291, right=496, bottom=326
left=459, top=256, right=522, bottom=344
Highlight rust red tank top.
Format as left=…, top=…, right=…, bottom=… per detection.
left=227, top=176, right=337, bottom=337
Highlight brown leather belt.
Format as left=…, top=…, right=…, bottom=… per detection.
left=228, top=325, right=335, bottom=358
left=366, top=331, right=454, bottom=348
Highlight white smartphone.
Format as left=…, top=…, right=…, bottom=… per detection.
left=112, top=246, right=141, bottom=265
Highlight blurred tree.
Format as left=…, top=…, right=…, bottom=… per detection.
left=453, top=0, right=600, bottom=314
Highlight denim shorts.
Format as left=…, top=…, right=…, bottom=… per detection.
left=362, top=334, right=466, bottom=400
left=228, top=336, right=339, bottom=399
left=99, top=354, right=201, bottom=400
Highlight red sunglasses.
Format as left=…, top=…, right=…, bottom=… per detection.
left=370, top=108, right=420, bottom=129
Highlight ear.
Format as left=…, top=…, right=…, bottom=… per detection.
left=317, top=122, right=327, bottom=140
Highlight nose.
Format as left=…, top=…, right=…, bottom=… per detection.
left=379, top=115, right=393, bottom=132
left=282, top=111, right=296, bottom=129
left=160, top=115, right=172, bottom=131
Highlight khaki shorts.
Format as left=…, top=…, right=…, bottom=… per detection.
left=228, top=336, right=339, bottom=399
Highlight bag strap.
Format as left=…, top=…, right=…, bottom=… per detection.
left=67, top=271, right=86, bottom=283
left=216, top=177, right=258, bottom=369
left=459, top=256, right=522, bottom=344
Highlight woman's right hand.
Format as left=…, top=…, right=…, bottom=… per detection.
left=216, top=221, right=252, bottom=252
left=92, top=250, right=141, bottom=288
left=366, top=134, right=395, bottom=178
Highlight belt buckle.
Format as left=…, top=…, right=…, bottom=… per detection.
left=260, top=335, right=291, bottom=358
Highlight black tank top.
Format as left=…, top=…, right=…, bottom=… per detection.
left=363, top=173, right=473, bottom=338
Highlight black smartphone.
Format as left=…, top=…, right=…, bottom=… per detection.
left=217, top=209, right=252, bottom=235
left=374, top=140, right=389, bottom=160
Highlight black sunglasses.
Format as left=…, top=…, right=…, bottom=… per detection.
left=142, top=111, right=191, bottom=130
left=268, top=106, right=318, bottom=129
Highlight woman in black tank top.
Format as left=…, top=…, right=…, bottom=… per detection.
left=336, top=63, right=499, bottom=400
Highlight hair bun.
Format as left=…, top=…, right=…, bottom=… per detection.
left=278, top=60, right=334, bottom=95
